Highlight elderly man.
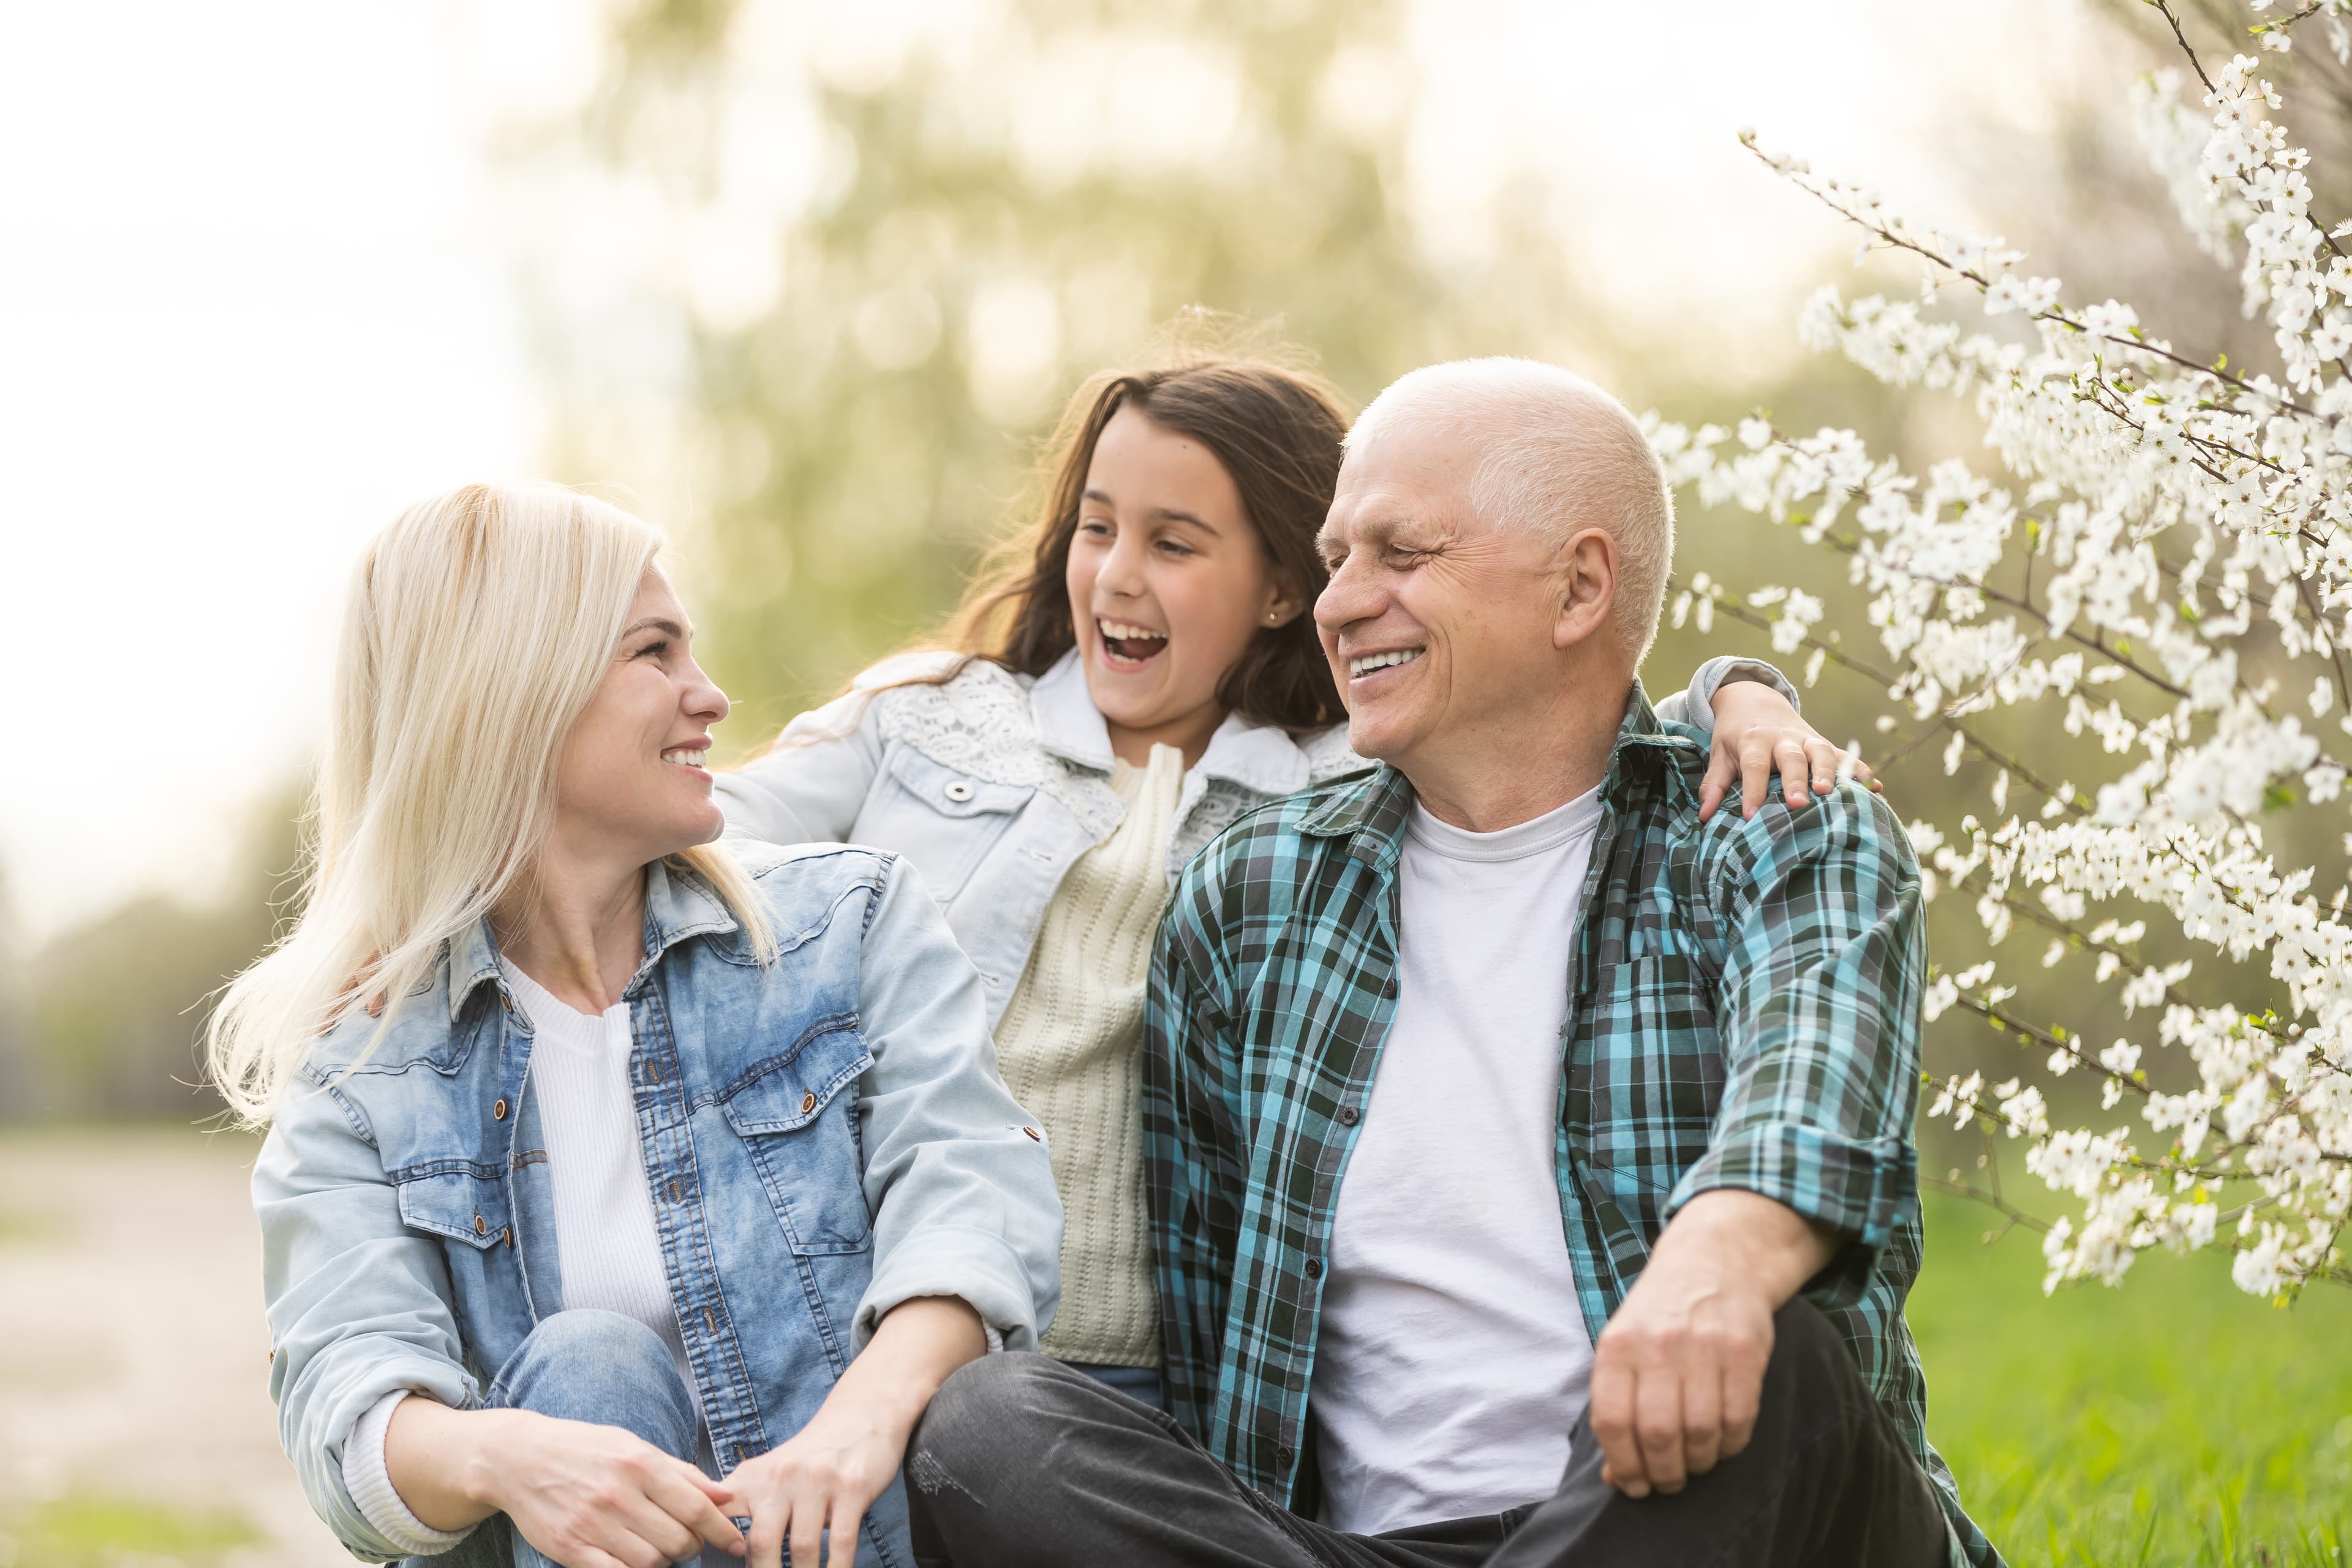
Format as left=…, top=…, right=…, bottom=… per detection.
left=907, top=360, right=1997, bottom=1568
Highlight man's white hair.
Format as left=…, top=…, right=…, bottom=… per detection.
left=1344, top=356, right=1675, bottom=663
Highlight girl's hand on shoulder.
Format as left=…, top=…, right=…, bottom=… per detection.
left=1700, top=677, right=1879, bottom=823
left=481, top=1409, right=744, bottom=1568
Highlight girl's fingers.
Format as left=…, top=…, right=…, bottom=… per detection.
left=1774, top=737, right=1809, bottom=809
left=1740, top=741, right=1773, bottom=820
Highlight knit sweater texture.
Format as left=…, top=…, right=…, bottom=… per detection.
left=993, top=742, right=1183, bottom=1365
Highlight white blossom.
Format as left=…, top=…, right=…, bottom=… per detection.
left=1686, top=21, right=2352, bottom=1297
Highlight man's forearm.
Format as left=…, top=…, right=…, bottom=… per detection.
left=1651, top=1188, right=1836, bottom=1308
left=1586, top=1189, right=1841, bottom=1498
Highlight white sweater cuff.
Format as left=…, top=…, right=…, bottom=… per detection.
left=344, top=1390, right=473, bottom=1557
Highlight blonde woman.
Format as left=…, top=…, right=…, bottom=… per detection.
left=717, top=352, right=1864, bottom=1411
left=216, top=485, right=1059, bottom=1568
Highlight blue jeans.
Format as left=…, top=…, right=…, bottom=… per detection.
left=480, top=1310, right=736, bottom=1568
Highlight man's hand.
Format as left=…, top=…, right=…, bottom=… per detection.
left=1586, top=1190, right=1836, bottom=1498
left=722, top=1295, right=986, bottom=1568
left=1700, top=676, right=1880, bottom=823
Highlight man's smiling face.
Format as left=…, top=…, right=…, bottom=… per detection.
left=1313, top=417, right=1575, bottom=771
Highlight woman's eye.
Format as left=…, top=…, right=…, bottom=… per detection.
left=635, top=640, right=669, bottom=660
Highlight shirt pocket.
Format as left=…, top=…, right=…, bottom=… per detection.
left=849, top=747, right=1033, bottom=903
left=1581, top=953, right=1724, bottom=1225
left=393, top=1164, right=516, bottom=1351
left=718, top=1020, right=876, bottom=1254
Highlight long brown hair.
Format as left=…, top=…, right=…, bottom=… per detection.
left=935, top=345, right=1354, bottom=731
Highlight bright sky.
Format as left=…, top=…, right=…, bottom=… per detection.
left=0, top=0, right=2096, bottom=943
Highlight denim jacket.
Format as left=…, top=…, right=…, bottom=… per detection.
left=255, top=841, right=1062, bottom=1568
left=715, top=649, right=1783, bottom=1027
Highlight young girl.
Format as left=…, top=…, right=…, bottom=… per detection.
left=716, top=350, right=1853, bottom=1409
left=220, top=485, right=1060, bottom=1568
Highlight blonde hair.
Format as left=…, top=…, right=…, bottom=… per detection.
left=1345, top=358, right=1676, bottom=663
left=206, top=483, right=775, bottom=1127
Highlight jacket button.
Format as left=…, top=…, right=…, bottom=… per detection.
left=944, top=780, right=976, bottom=802
left=502, top=1226, right=514, bottom=1249
left=1336, top=1106, right=1359, bottom=1126
left=800, top=1091, right=817, bottom=1114
left=647, top=1060, right=662, bottom=1084
left=473, top=1213, right=486, bottom=1237
left=492, top=1098, right=508, bottom=1121
left=1303, top=1257, right=1322, bottom=1280
left=1022, top=1126, right=1042, bottom=1142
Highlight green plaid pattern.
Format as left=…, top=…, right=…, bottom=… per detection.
left=1144, top=684, right=1997, bottom=1568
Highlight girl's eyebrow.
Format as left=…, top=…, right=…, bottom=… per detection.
left=1081, top=489, right=1220, bottom=535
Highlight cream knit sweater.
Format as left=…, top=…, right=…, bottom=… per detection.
left=993, top=742, right=1184, bottom=1365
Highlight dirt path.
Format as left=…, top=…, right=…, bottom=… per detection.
left=0, top=1128, right=349, bottom=1566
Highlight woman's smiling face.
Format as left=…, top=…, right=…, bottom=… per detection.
left=1065, top=405, right=1301, bottom=761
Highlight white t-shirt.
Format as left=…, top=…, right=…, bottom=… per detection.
left=1310, top=785, right=1605, bottom=1536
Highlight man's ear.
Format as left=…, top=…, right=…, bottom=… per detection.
left=1552, top=527, right=1618, bottom=652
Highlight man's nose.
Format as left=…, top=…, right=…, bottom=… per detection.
left=1316, top=552, right=1376, bottom=635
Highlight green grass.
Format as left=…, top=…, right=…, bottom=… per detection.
left=1912, top=1194, right=2352, bottom=1566
left=0, top=1494, right=259, bottom=1567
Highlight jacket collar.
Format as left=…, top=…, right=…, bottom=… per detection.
left=445, top=856, right=741, bottom=1022
left=1297, top=680, right=1700, bottom=866
left=1028, top=647, right=1313, bottom=796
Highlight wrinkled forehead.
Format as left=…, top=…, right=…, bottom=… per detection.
left=1326, top=413, right=1488, bottom=540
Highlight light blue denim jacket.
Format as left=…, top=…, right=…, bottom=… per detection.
left=715, top=649, right=1790, bottom=1025
left=255, top=840, right=1061, bottom=1568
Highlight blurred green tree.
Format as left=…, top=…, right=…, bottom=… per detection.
left=527, top=0, right=1615, bottom=748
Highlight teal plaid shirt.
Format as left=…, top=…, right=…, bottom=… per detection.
left=1144, top=683, right=1997, bottom=1568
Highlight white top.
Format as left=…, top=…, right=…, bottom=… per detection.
left=1310, top=785, right=1606, bottom=1536
left=501, top=962, right=699, bottom=1405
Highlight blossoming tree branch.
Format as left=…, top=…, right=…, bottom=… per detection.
left=1646, top=0, right=2352, bottom=1299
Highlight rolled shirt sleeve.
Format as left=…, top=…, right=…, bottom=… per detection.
left=1668, top=782, right=1926, bottom=1305
left=255, top=1077, right=486, bottom=1563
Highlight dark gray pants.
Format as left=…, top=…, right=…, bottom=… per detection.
left=906, top=1300, right=1951, bottom=1568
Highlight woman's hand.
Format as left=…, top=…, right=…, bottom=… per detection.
left=386, top=1400, right=744, bottom=1568
left=1700, top=676, right=1880, bottom=823
left=721, top=1295, right=986, bottom=1568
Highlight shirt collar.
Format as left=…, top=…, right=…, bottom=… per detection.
left=1296, top=680, right=1701, bottom=868
left=445, top=856, right=740, bottom=1022
left=1029, top=646, right=1314, bottom=794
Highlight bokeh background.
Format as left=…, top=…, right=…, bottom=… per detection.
left=2, top=2, right=2346, bottom=1564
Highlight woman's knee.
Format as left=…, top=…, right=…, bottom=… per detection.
left=492, top=1310, right=696, bottom=1451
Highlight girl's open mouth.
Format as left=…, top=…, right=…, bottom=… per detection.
left=1098, top=617, right=1169, bottom=669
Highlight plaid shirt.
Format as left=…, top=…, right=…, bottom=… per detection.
left=1144, top=684, right=1997, bottom=1568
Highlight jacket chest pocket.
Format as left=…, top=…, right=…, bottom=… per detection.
left=394, top=1166, right=518, bottom=1359
left=720, top=1022, right=876, bottom=1254
left=850, top=747, right=1033, bottom=903
left=1577, top=954, right=1724, bottom=1228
